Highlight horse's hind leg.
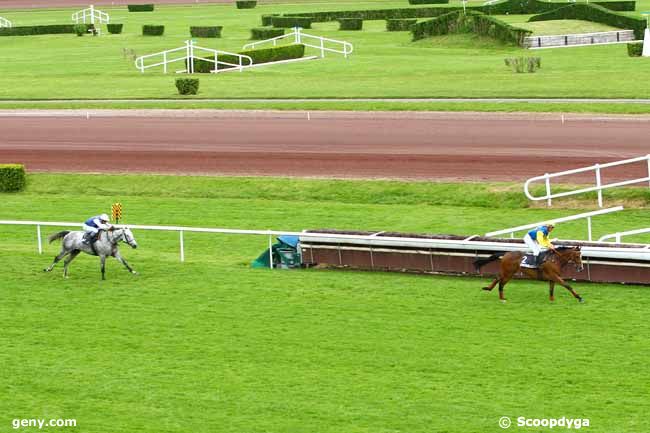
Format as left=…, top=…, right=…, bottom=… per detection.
left=549, top=281, right=556, bottom=302
left=63, top=250, right=80, bottom=278
left=44, top=249, right=69, bottom=272
left=482, top=277, right=500, bottom=292
left=100, top=255, right=106, bottom=280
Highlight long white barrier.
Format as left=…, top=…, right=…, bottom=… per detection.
left=72, top=5, right=109, bottom=25
left=0, top=16, right=12, bottom=28
left=524, top=154, right=650, bottom=207
left=484, top=206, right=624, bottom=241
left=243, top=27, right=353, bottom=58
left=599, top=227, right=650, bottom=245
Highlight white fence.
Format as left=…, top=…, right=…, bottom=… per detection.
left=599, top=227, right=650, bottom=245
left=72, top=5, right=109, bottom=25
left=0, top=16, right=12, bottom=28
left=135, top=40, right=253, bottom=74
left=243, top=27, right=353, bottom=58
left=524, top=154, right=650, bottom=207
left=484, top=206, right=624, bottom=241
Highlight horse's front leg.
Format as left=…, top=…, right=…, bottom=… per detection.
left=114, top=251, right=137, bottom=275
left=549, top=281, right=555, bottom=302
left=553, top=276, right=584, bottom=303
left=44, top=250, right=68, bottom=272
left=100, top=255, right=106, bottom=280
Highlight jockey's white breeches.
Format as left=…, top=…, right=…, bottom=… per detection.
left=83, top=224, right=99, bottom=234
left=523, top=234, right=542, bottom=256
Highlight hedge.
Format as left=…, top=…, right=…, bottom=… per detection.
left=480, top=0, right=635, bottom=14
left=412, top=10, right=532, bottom=45
left=236, top=0, right=257, bottom=8
left=142, top=25, right=164, bottom=36
left=190, top=26, right=222, bottom=38
left=107, top=23, right=123, bottom=34
left=0, top=164, right=26, bottom=192
left=627, top=41, right=643, bottom=56
left=0, top=24, right=93, bottom=36
left=387, top=19, right=417, bottom=31
left=176, top=78, right=199, bottom=95
left=261, top=14, right=279, bottom=26
left=338, top=18, right=363, bottom=30
left=283, top=7, right=462, bottom=22
left=192, top=44, right=305, bottom=73
left=128, top=4, right=154, bottom=11
left=408, top=0, right=449, bottom=3
left=251, top=27, right=284, bottom=40
left=528, top=3, right=646, bottom=39
left=271, top=16, right=312, bottom=28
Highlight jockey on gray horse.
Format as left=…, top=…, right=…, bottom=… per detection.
left=83, top=213, right=112, bottom=246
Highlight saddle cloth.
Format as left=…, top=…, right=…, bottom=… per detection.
left=520, top=254, right=540, bottom=268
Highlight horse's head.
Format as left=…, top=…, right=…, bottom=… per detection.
left=561, top=246, right=583, bottom=272
left=120, top=228, right=138, bottom=249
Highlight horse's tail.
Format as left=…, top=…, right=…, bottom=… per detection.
left=48, top=231, right=70, bottom=244
left=474, top=252, right=506, bottom=271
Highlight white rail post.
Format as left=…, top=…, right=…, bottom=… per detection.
left=544, top=174, right=552, bottom=206
left=163, top=51, right=167, bottom=73
left=180, top=230, right=185, bottom=262
left=595, top=163, right=603, bottom=208
left=295, top=27, right=301, bottom=44
left=587, top=216, right=592, bottom=241
left=189, top=41, right=194, bottom=74
left=319, top=37, right=325, bottom=58
left=268, top=233, right=273, bottom=269
left=616, top=233, right=621, bottom=243
left=37, top=224, right=42, bottom=254
left=90, top=5, right=95, bottom=25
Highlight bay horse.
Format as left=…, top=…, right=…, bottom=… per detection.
left=45, top=228, right=138, bottom=280
left=474, top=246, right=584, bottom=303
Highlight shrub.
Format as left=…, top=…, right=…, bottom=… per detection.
left=505, top=57, right=541, bottom=73
left=409, top=0, right=449, bottom=3
left=128, top=4, right=154, bottom=11
left=0, top=24, right=93, bottom=36
left=338, top=18, right=363, bottom=30
left=192, top=44, right=305, bottom=73
left=387, top=18, right=417, bottom=31
left=480, top=0, right=635, bottom=14
left=107, top=23, right=123, bottom=34
left=176, top=78, right=199, bottom=95
left=528, top=3, right=646, bottom=39
left=236, top=0, right=257, bottom=9
left=627, top=41, right=643, bottom=56
left=190, top=26, right=222, bottom=38
left=142, top=25, right=164, bottom=36
left=0, top=164, right=26, bottom=192
left=73, top=24, right=87, bottom=36
left=261, top=14, right=278, bottom=26
left=271, top=16, right=312, bottom=28
left=412, top=10, right=532, bottom=45
left=251, top=27, right=285, bottom=40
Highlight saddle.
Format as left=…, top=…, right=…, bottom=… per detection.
left=520, top=251, right=548, bottom=269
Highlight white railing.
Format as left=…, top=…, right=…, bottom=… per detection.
left=484, top=206, right=624, bottom=241
left=0, top=16, right=12, bottom=28
left=599, top=227, right=650, bottom=245
left=135, top=40, right=253, bottom=74
left=72, top=5, right=109, bottom=25
left=524, top=154, right=650, bottom=207
left=243, top=27, right=353, bottom=58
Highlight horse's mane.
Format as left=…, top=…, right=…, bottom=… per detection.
left=556, top=246, right=577, bottom=252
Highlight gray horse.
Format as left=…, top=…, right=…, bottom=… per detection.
left=45, top=228, right=138, bottom=280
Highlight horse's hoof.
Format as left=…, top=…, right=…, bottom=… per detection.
left=549, top=297, right=555, bottom=302
left=132, top=271, right=138, bottom=275
left=578, top=297, right=585, bottom=303
left=499, top=299, right=507, bottom=304
left=482, top=287, right=491, bottom=291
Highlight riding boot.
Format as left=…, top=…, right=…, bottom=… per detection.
left=536, top=253, right=544, bottom=267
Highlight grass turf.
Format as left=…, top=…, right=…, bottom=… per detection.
left=1, top=174, right=649, bottom=432
left=0, top=0, right=650, bottom=104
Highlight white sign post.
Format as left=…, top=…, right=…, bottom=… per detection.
left=643, top=13, right=650, bottom=57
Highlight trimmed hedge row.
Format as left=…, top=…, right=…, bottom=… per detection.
left=0, top=164, right=26, bottom=192
left=412, top=10, right=532, bottom=45
left=142, top=25, right=164, bottom=36
left=387, top=18, right=417, bottom=31
left=283, top=7, right=462, bottom=22
left=193, top=44, right=305, bottom=73
left=107, top=23, right=123, bottom=34
left=261, top=14, right=279, bottom=26
left=528, top=3, right=646, bottom=39
left=190, top=26, right=222, bottom=38
left=176, top=78, right=199, bottom=95
left=0, top=24, right=93, bottom=36
left=271, top=16, right=312, bottom=28
left=251, top=27, right=284, bottom=39
left=627, top=41, right=643, bottom=56
left=338, top=18, right=363, bottom=30
left=409, top=0, right=449, bottom=3
left=236, top=0, right=257, bottom=8
left=482, top=0, right=635, bottom=14
left=128, top=4, right=154, bottom=11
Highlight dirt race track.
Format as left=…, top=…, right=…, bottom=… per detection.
left=1, top=111, right=648, bottom=182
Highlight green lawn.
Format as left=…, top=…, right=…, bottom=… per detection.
left=1, top=174, right=649, bottom=433
left=0, top=0, right=649, bottom=104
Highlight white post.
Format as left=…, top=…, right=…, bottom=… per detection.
left=180, top=230, right=185, bottom=262
left=268, top=233, right=273, bottom=269
left=320, top=37, right=325, bottom=58
left=295, top=27, right=301, bottom=44
left=189, top=41, right=194, bottom=74
left=90, top=5, right=95, bottom=25
left=587, top=216, right=592, bottom=241
left=545, top=174, right=552, bottom=206
left=643, top=26, right=650, bottom=57
left=163, top=51, right=167, bottom=74
left=595, top=164, right=603, bottom=208
left=37, top=224, right=42, bottom=254
left=616, top=233, right=621, bottom=243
